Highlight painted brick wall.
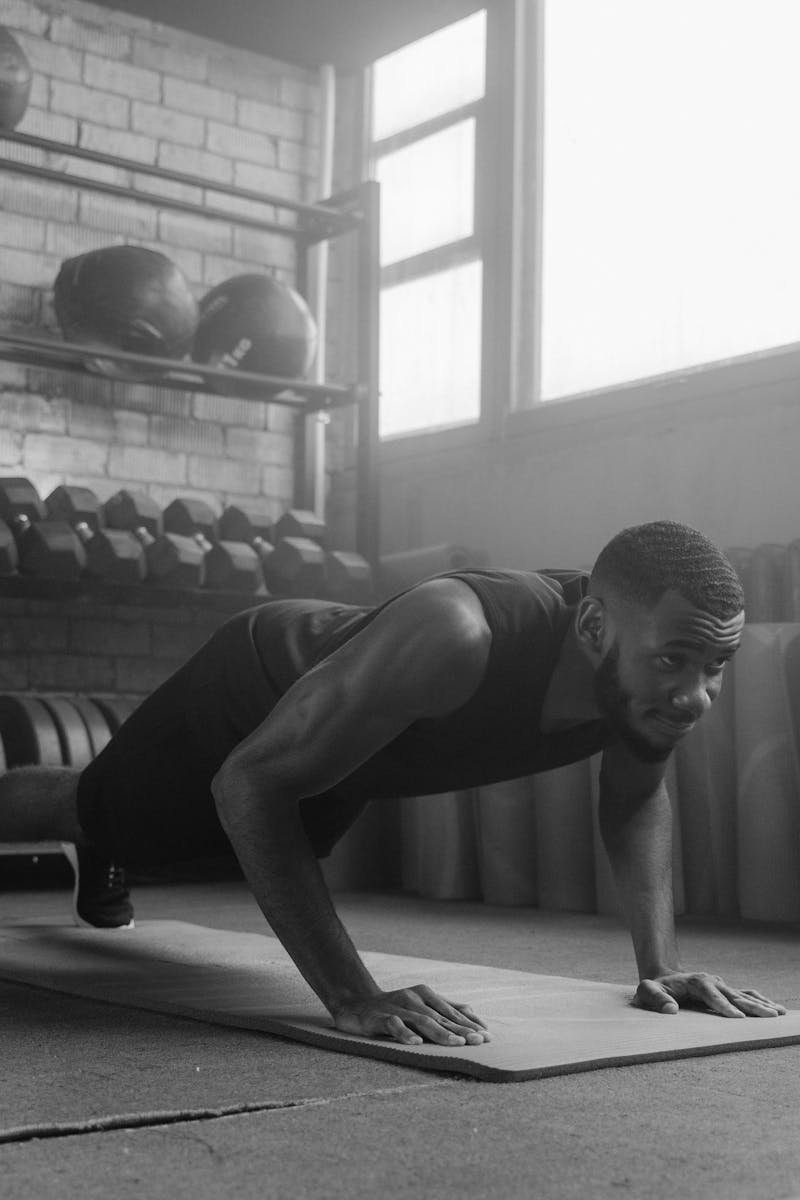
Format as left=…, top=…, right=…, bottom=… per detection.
left=0, top=0, right=339, bottom=700
left=0, top=0, right=322, bottom=521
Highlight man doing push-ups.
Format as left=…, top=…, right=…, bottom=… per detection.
left=0, top=520, right=786, bottom=1044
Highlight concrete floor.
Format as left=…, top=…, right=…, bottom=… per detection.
left=2, top=877, right=800, bottom=1200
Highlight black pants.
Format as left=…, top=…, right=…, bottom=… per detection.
left=77, top=651, right=369, bottom=870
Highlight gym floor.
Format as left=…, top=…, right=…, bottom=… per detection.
left=2, top=871, right=800, bottom=1200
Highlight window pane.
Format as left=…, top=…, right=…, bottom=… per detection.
left=372, top=10, right=486, bottom=141
left=377, top=121, right=475, bottom=265
left=540, top=0, right=800, bottom=400
left=380, top=261, right=482, bottom=437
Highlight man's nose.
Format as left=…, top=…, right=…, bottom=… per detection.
left=670, top=678, right=713, bottom=719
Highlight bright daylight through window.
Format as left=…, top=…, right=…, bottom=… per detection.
left=539, top=0, right=800, bottom=401
left=371, top=10, right=486, bottom=438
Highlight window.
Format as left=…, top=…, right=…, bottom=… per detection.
left=536, top=0, right=800, bottom=402
left=370, top=11, right=487, bottom=438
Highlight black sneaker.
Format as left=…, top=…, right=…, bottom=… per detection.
left=62, top=843, right=135, bottom=929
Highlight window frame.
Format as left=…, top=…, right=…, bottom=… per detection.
left=365, top=1, right=517, bottom=452
left=365, top=0, right=777, bottom=453
left=373, top=101, right=481, bottom=287
left=509, top=0, right=800, bottom=421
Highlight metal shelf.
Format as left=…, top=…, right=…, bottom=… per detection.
left=0, top=572, right=266, bottom=612
left=0, top=131, right=381, bottom=564
left=0, top=129, right=363, bottom=243
left=0, top=331, right=360, bottom=413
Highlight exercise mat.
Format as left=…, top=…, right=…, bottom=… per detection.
left=1, top=920, right=799, bottom=1082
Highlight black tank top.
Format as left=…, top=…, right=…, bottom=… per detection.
left=186, top=568, right=611, bottom=799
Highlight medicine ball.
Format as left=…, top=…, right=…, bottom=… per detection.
left=0, top=26, right=33, bottom=130
left=192, top=273, right=317, bottom=388
left=53, top=245, right=198, bottom=379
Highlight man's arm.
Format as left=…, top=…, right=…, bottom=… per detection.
left=598, top=748, right=680, bottom=986
left=599, top=742, right=785, bottom=1017
left=211, top=579, right=493, bottom=1046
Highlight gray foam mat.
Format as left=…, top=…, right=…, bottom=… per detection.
left=1, top=920, right=799, bottom=1082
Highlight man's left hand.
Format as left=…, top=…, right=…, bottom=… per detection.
left=635, top=972, right=787, bottom=1017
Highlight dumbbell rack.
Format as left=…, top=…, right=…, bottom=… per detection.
left=0, top=127, right=381, bottom=579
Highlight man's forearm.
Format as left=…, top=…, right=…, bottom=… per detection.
left=213, top=771, right=381, bottom=1015
left=598, top=780, right=682, bottom=980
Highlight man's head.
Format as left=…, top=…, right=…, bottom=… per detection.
left=577, top=521, right=745, bottom=761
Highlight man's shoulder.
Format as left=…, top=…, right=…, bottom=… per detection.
left=442, top=566, right=589, bottom=618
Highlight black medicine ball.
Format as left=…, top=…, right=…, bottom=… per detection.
left=193, top=273, right=317, bottom=383
left=0, top=26, right=32, bottom=130
left=54, top=245, right=199, bottom=379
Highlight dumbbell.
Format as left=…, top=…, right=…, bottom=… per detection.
left=0, top=477, right=34, bottom=574
left=0, top=518, right=19, bottom=576
left=246, top=506, right=325, bottom=598
left=0, top=477, right=85, bottom=581
left=219, top=502, right=328, bottom=597
left=19, top=523, right=88, bottom=581
left=103, top=489, right=205, bottom=588
left=163, top=496, right=218, bottom=543
left=274, top=508, right=328, bottom=547
left=252, top=505, right=371, bottom=602
left=45, top=485, right=147, bottom=585
left=163, top=498, right=263, bottom=594
left=0, top=476, right=46, bottom=541
left=324, top=550, right=374, bottom=604
left=0, top=693, right=115, bottom=768
left=219, top=502, right=274, bottom=564
left=258, top=536, right=325, bottom=597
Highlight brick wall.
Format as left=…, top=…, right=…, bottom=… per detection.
left=0, top=0, right=334, bottom=698
left=0, top=0, right=322, bottom=517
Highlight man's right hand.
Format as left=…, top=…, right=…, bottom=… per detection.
left=332, top=984, right=491, bottom=1046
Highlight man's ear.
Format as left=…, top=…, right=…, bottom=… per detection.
left=575, top=596, right=607, bottom=663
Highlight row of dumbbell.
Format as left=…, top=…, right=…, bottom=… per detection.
left=0, top=478, right=374, bottom=601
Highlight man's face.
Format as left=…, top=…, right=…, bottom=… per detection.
left=593, top=590, right=745, bottom=762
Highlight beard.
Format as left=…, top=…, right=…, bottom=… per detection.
left=593, top=642, right=673, bottom=764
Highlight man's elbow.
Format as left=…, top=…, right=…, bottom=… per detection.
left=210, top=753, right=251, bottom=824
left=211, top=753, right=298, bottom=825
left=210, top=765, right=235, bottom=838
left=211, top=738, right=264, bottom=808
left=210, top=766, right=226, bottom=807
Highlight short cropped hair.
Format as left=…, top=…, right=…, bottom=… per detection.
left=590, top=521, right=744, bottom=618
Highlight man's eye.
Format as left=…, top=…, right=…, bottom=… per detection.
left=657, top=654, right=682, bottom=670
left=707, top=658, right=729, bottom=675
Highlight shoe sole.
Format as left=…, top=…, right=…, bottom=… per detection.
left=61, top=842, right=135, bottom=930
